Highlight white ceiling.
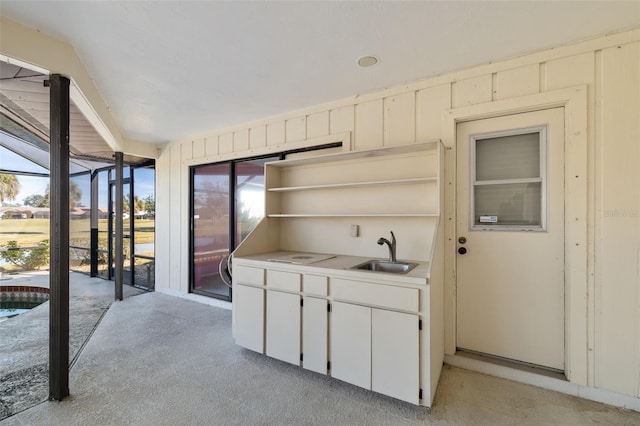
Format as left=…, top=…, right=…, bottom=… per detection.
left=1, top=1, right=639, bottom=145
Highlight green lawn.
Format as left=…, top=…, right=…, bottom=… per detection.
left=0, top=218, right=155, bottom=248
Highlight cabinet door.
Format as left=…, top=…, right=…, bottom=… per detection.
left=331, top=302, right=371, bottom=389
left=233, top=284, right=265, bottom=353
left=302, top=296, right=327, bottom=374
left=371, top=309, right=419, bottom=404
left=266, top=290, right=300, bottom=365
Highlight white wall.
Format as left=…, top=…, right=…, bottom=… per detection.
left=156, top=29, right=640, bottom=399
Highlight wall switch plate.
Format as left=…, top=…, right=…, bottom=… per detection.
left=351, top=224, right=359, bottom=237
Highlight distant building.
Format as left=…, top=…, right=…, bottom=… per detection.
left=0, top=207, right=32, bottom=219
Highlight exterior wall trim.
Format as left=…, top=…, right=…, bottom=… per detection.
left=183, top=132, right=352, bottom=168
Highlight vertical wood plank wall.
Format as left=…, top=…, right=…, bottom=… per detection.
left=156, top=30, right=640, bottom=398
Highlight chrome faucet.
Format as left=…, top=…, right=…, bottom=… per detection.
left=377, top=231, right=397, bottom=262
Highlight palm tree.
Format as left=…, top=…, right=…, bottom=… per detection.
left=0, top=173, right=20, bottom=203
left=45, top=181, right=82, bottom=208
left=123, top=194, right=144, bottom=214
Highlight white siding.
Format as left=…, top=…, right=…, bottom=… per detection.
left=267, top=121, right=285, bottom=146
left=594, top=41, right=640, bottom=396
left=494, top=64, right=540, bottom=99
left=452, top=74, right=492, bottom=107
left=355, top=99, right=383, bottom=149
left=384, top=92, right=415, bottom=146
left=233, top=129, right=249, bottom=152
left=155, top=145, right=171, bottom=290
left=219, top=133, right=233, bottom=154
left=249, top=125, right=266, bottom=149
left=192, top=138, right=205, bottom=160
left=285, top=116, right=306, bottom=142
left=306, top=111, right=329, bottom=138
left=329, top=105, right=354, bottom=136
left=204, top=135, right=218, bottom=157
left=157, top=29, right=640, bottom=400
left=416, top=84, right=451, bottom=142
left=168, top=144, right=182, bottom=291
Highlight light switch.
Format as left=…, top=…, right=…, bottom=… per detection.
left=351, top=224, right=359, bottom=237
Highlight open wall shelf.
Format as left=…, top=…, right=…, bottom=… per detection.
left=265, top=142, right=442, bottom=220
left=267, top=177, right=437, bottom=193
left=267, top=213, right=440, bottom=218
left=242, top=141, right=445, bottom=260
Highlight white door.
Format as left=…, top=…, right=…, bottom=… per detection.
left=371, top=309, right=419, bottom=404
left=456, top=108, right=565, bottom=371
left=233, top=284, right=265, bottom=353
left=266, top=290, right=300, bottom=365
left=302, top=296, right=328, bottom=374
left=330, top=302, right=371, bottom=389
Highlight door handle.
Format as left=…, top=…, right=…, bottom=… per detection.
left=458, top=247, right=467, bottom=255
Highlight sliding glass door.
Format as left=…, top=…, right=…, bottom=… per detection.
left=191, top=163, right=231, bottom=299
left=235, top=159, right=270, bottom=245
left=190, top=156, right=277, bottom=300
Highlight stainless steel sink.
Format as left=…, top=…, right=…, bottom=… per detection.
left=351, top=260, right=418, bottom=274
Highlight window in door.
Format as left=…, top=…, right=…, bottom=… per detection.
left=471, top=126, right=547, bottom=231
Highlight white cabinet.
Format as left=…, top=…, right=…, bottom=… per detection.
left=264, top=270, right=329, bottom=372
left=302, top=274, right=329, bottom=374
left=371, top=309, right=420, bottom=404
left=233, top=265, right=265, bottom=353
left=231, top=141, right=444, bottom=406
left=266, top=290, right=300, bottom=365
left=331, top=302, right=420, bottom=404
left=331, top=277, right=420, bottom=403
left=265, top=270, right=301, bottom=365
left=233, top=259, right=436, bottom=406
left=233, top=284, right=264, bottom=353
left=302, top=296, right=328, bottom=374
left=331, top=301, right=372, bottom=389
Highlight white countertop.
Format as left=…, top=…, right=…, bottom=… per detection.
left=234, top=250, right=431, bottom=286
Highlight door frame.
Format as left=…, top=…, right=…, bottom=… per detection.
left=441, top=86, right=588, bottom=385
left=107, top=173, right=133, bottom=284
left=188, top=154, right=281, bottom=301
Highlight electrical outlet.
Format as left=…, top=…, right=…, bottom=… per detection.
left=351, top=224, right=359, bottom=237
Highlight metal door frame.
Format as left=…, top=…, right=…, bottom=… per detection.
left=107, top=172, right=133, bottom=284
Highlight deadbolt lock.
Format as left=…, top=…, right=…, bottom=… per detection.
left=458, top=236, right=467, bottom=244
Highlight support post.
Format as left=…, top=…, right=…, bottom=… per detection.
left=129, top=168, right=135, bottom=287
left=49, top=74, right=70, bottom=401
left=115, top=152, right=124, bottom=300
left=90, top=170, right=99, bottom=277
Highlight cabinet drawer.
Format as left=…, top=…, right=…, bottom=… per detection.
left=331, top=278, right=418, bottom=313
left=303, top=274, right=328, bottom=296
left=267, top=270, right=301, bottom=292
left=234, top=265, right=264, bottom=286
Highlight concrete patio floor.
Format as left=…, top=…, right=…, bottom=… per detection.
left=2, top=286, right=639, bottom=425
left=0, top=272, right=144, bottom=420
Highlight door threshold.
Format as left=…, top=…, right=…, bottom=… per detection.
left=445, top=352, right=640, bottom=412
left=454, top=349, right=566, bottom=380
left=445, top=351, right=570, bottom=394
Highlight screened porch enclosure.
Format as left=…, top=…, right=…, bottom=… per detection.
left=0, top=60, right=156, bottom=290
